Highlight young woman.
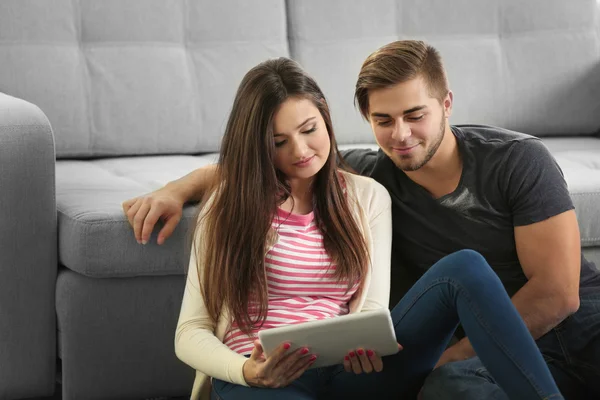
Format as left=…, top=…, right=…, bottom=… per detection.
left=156, top=58, right=562, bottom=400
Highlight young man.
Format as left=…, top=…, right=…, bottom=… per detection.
left=123, top=41, right=600, bottom=399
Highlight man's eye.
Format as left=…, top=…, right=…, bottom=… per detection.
left=377, top=120, right=392, bottom=127
left=408, top=115, right=424, bottom=121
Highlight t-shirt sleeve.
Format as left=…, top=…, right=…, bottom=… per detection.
left=339, top=148, right=379, bottom=176
left=502, top=138, right=574, bottom=226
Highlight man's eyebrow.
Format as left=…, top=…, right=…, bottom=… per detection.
left=274, top=117, right=316, bottom=136
left=370, top=105, right=427, bottom=119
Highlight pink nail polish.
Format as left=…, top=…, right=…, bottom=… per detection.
left=357, top=349, right=364, bottom=356
left=349, top=351, right=355, bottom=357
left=344, top=356, right=350, bottom=361
left=309, top=355, right=317, bottom=362
left=283, top=343, right=291, bottom=350
left=367, top=349, right=374, bottom=357
left=300, top=347, right=309, bottom=355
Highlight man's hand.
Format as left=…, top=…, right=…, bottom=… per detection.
left=122, top=187, right=185, bottom=245
left=433, top=338, right=475, bottom=370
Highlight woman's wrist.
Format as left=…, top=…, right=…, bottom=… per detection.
left=242, top=358, right=257, bottom=386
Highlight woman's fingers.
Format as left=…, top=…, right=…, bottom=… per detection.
left=343, top=355, right=353, bottom=373
left=356, top=348, right=373, bottom=373
left=348, top=351, right=363, bottom=374
left=367, top=349, right=384, bottom=372
left=283, top=353, right=316, bottom=382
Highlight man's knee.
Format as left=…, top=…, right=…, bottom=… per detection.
left=420, top=360, right=500, bottom=400
left=420, top=364, right=464, bottom=400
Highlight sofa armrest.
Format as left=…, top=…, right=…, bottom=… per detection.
left=0, top=92, right=57, bottom=399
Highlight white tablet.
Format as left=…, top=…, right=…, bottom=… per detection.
left=258, top=308, right=399, bottom=369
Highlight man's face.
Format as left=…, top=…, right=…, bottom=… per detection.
left=367, top=76, right=452, bottom=171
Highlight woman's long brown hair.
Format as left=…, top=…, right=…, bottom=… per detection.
left=194, top=58, right=369, bottom=335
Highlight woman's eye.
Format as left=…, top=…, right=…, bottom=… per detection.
left=302, top=126, right=316, bottom=134
left=275, top=140, right=286, bottom=147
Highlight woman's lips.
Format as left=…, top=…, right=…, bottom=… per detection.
left=293, top=155, right=315, bottom=167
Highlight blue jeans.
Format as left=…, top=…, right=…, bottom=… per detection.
left=420, top=291, right=600, bottom=400
left=211, top=250, right=563, bottom=400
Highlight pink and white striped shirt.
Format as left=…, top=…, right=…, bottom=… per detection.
left=223, top=207, right=360, bottom=355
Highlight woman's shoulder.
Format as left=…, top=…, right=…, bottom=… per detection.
left=339, top=170, right=391, bottom=206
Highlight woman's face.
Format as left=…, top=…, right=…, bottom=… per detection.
left=271, top=97, right=331, bottom=182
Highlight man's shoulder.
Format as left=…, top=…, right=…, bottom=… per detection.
left=453, top=124, right=540, bottom=147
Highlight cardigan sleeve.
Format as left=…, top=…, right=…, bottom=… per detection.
left=174, top=208, right=250, bottom=387
left=359, top=178, right=393, bottom=312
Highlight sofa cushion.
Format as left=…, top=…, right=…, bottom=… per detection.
left=56, top=154, right=218, bottom=278
left=57, top=140, right=597, bottom=279
left=0, top=0, right=289, bottom=158
left=541, top=137, right=600, bottom=248
left=287, top=0, right=600, bottom=142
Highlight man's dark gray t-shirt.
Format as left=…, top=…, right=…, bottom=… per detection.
left=342, top=124, right=600, bottom=302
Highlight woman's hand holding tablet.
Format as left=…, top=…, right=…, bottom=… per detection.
left=258, top=308, right=401, bottom=371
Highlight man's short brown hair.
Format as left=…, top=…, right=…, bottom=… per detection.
left=354, top=40, right=449, bottom=119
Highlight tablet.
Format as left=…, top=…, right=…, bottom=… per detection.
left=258, top=308, right=399, bottom=369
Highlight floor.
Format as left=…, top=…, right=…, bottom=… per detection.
left=34, top=383, right=188, bottom=400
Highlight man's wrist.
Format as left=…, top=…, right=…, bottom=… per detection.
left=164, top=180, right=193, bottom=204
left=456, top=338, right=476, bottom=358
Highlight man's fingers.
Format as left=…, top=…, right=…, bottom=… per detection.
left=157, top=213, right=181, bottom=245
left=133, top=202, right=151, bottom=243
left=141, top=207, right=162, bottom=244
left=125, top=198, right=142, bottom=229
left=122, top=198, right=135, bottom=213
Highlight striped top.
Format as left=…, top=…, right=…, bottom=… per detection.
left=223, top=207, right=360, bottom=355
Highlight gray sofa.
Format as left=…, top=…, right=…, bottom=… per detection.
left=1, top=1, right=599, bottom=399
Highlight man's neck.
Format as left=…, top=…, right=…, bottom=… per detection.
left=405, top=126, right=463, bottom=199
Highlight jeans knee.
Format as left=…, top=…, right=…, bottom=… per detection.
left=440, top=250, right=496, bottom=284
left=420, top=364, right=465, bottom=400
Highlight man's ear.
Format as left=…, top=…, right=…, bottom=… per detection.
left=443, top=90, right=453, bottom=118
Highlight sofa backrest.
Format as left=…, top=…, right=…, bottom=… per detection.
left=1, top=0, right=599, bottom=159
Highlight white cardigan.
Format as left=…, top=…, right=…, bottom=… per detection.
left=174, top=171, right=392, bottom=400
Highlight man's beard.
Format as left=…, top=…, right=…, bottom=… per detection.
left=398, top=115, right=445, bottom=172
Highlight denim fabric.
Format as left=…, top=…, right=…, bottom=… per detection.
left=211, top=250, right=563, bottom=400
left=420, top=292, right=600, bottom=400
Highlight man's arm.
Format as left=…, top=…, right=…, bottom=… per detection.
left=439, top=138, right=581, bottom=363
left=122, top=164, right=218, bottom=244
left=511, top=210, right=581, bottom=337
left=165, top=164, right=217, bottom=203
left=450, top=211, right=582, bottom=361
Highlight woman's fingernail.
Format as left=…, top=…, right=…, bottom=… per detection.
left=344, top=356, right=350, bottom=361
left=349, top=351, right=356, bottom=357
left=300, top=347, right=309, bottom=354
left=309, top=355, right=317, bottom=362
left=367, top=350, right=374, bottom=357
left=283, top=343, right=291, bottom=350
left=357, top=349, right=364, bottom=356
